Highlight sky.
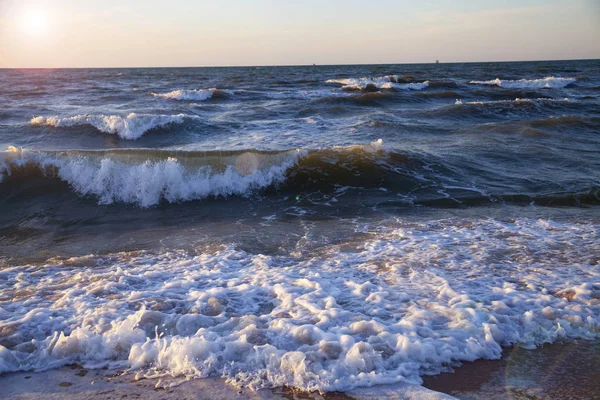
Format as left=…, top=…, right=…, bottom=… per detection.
left=0, top=0, right=599, bottom=68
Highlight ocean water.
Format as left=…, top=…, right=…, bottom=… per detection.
left=0, top=60, right=599, bottom=393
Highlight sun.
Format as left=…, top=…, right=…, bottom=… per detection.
left=19, top=8, right=49, bottom=37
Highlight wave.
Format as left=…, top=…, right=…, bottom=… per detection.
left=152, top=88, right=233, bottom=101
left=0, top=140, right=413, bottom=208
left=0, top=146, right=304, bottom=207
left=30, top=113, right=192, bottom=140
left=529, top=115, right=600, bottom=128
left=419, top=189, right=600, bottom=208
left=412, top=98, right=576, bottom=121
left=0, top=218, right=598, bottom=391
left=383, top=82, right=429, bottom=91
left=415, top=90, right=461, bottom=99
left=326, top=76, right=429, bottom=91
left=426, top=80, right=459, bottom=89
left=314, top=91, right=392, bottom=106
left=455, top=98, right=570, bottom=106
left=2, top=142, right=599, bottom=208
left=470, top=76, right=576, bottom=89
left=240, top=89, right=350, bottom=100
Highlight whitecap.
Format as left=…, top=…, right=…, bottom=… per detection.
left=30, top=113, right=189, bottom=140
left=469, top=76, right=576, bottom=89
left=152, top=88, right=233, bottom=101
left=455, top=98, right=570, bottom=105
left=326, top=76, right=429, bottom=91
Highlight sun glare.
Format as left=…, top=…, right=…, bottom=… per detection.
left=19, top=8, right=49, bottom=37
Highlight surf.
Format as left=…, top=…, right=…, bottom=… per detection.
left=0, top=217, right=598, bottom=391
left=30, top=113, right=194, bottom=140
left=152, top=88, right=234, bottom=101
left=470, top=76, right=576, bottom=89
left=326, top=75, right=430, bottom=91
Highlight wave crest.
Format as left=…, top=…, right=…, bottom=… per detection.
left=470, top=76, right=576, bottom=89
left=455, top=98, right=570, bottom=105
left=152, top=88, right=233, bottom=101
left=0, top=148, right=303, bottom=207
left=326, top=76, right=429, bottom=91
left=30, top=113, right=190, bottom=140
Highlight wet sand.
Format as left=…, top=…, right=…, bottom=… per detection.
left=423, top=340, right=600, bottom=399
left=1, top=341, right=598, bottom=400
left=0, top=366, right=450, bottom=400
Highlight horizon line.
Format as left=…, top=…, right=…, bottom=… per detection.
left=1, top=57, right=598, bottom=70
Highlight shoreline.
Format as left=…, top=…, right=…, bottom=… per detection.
left=0, top=366, right=450, bottom=400
left=422, top=339, right=600, bottom=399
left=1, top=340, right=598, bottom=400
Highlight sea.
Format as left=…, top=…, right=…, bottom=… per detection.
left=0, top=60, right=599, bottom=395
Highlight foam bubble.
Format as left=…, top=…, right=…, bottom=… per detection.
left=30, top=113, right=189, bottom=140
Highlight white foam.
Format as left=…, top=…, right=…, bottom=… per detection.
left=470, top=77, right=576, bottom=89
left=153, top=89, right=233, bottom=101
left=0, top=149, right=303, bottom=207
left=380, top=82, right=430, bottom=91
left=326, top=76, right=429, bottom=91
left=0, top=218, right=597, bottom=392
left=30, top=113, right=189, bottom=140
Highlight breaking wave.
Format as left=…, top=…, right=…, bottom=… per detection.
left=455, top=98, right=570, bottom=106
left=0, top=146, right=304, bottom=207
left=326, top=76, right=429, bottom=91
left=152, top=88, right=233, bottom=101
left=470, top=76, right=576, bottom=89
left=30, top=113, right=191, bottom=140
left=452, top=98, right=574, bottom=111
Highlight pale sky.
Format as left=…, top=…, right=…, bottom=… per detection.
left=0, top=0, right=599, bottom=68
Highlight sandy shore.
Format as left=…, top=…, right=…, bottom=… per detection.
left=422, top=340, right=600, bottom=399
left=1, top=341, right=598, bottom=400
left=0, top=366, right=451, bottom=400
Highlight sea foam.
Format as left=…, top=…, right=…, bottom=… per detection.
left=152, top=88, right=233, bottom=101
left=327, top=76, right=429, bottom=91
left=469, top=76, right=576, bottom=89
left=0, top=218, right=597, bottom=392
left=30, top=113, right=189, bottom=140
